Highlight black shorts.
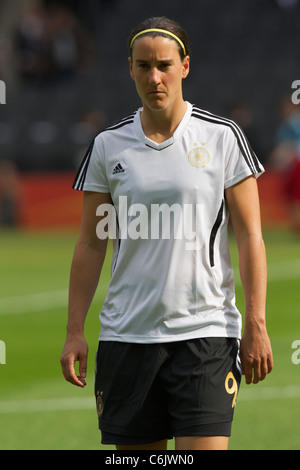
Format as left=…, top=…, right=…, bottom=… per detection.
left=94, top=337, right=241, bottom=445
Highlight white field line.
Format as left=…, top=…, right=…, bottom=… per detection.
left=0, top=289, right=68, bottom=316
left=0, top=259, right=299, bottom=316
left=0, top=396, right=95, bottom=414
left=1, top=385, right=300, bottom=414
left=238, top=384, right=300, bottom=402
left=0, top=289, right=102, bottom=317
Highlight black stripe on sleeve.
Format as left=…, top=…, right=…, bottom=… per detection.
left=103, top=116, right=135, bottom=132
left=209, top=200, right=224, bottom=268
left=72, top=140, right=95, bottom=191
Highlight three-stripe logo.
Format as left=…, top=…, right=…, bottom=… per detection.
left=112, top=163, right=125, bottom=175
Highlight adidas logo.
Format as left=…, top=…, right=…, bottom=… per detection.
left=112, top=163, right=125, bottom=175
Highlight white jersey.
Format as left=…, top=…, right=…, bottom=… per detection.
left=73, top=102, right=264, bottom=343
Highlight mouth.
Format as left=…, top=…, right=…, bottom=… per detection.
left=148, top=90, right=164, bottom=96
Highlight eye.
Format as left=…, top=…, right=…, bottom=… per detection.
left=159, top=63, right=171, bottom=70
left=138, top=63, right=150, bottom=69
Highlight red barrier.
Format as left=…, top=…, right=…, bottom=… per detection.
left=13, top=170, right=291, bottom=229
left=257, top=171, right=290, bottom=227
left=19, top=172, right=83, bottom=229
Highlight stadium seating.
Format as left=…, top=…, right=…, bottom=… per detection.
left=0, top=0, right=299, bottom=171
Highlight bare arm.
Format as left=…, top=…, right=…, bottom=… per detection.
left=225, top=176, right=273, bottom=384
left=60, top=191, right=112, bottom=387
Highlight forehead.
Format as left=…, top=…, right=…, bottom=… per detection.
left=131, top=35, right=181, bottom=59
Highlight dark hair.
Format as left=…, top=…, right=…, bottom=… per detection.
left=128, top=16, right=190, bottom=60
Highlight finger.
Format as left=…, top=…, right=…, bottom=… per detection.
left=252, top=360, right=261, bottom=384
left=79, top=352, right=88, bottom=380
left=267, top=355, right=274, bottom=375
left=259, top=355, right=273, bottom=382
left=62, top=355, right=86, bottom=388
left=75, top=375, right=87, bottom=387
left=260, top=357, right=269, bottom=382
left=69, top=373, right=86, bottom=387
left=242, top=360, right=253, bottom=385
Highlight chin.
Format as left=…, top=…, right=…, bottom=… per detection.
left=146, top=98, right=169, bottom=111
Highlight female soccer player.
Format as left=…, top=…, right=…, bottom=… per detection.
left=60, top=16, right=273, bottom=450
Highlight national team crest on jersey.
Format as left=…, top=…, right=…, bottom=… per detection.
left=188, top=145, right=210, bottom=168
left=96, top=391, right=104, bottom=417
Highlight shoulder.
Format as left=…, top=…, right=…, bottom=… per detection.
left=191, top=105, right=244, bottom=140
left=90, top=112, right=138, bottom=158
left=191, top=105, right=256, bottom=156
left=191, top=105, right=262, bottom=173
left=96, top=112, right=137, bottom=141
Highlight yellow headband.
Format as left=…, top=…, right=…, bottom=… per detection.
left=130, top=28, right=186, bottom=56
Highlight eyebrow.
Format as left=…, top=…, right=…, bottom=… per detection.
left=135, top=58, right=175, bottom=64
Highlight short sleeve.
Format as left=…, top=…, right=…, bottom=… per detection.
left=73, top=135, right=110, bottom=193
left=224, top=124, right=264, bottom=189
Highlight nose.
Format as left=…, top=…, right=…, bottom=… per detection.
left=149, top=67, right=161, bottom=85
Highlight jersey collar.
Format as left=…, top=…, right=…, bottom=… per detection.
left=134, top=101, right=193, bottom=151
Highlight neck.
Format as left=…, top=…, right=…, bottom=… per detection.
left=140, top=99, right=187, bottom=143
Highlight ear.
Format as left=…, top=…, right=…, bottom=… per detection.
left=128, top=57, right=135, bottom=81
left=182, top=56, right=190, bottom=79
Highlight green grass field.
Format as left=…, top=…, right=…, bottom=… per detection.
left=0, top=228, right=300, bottom=450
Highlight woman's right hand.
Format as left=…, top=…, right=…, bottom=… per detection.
left=60, top=333, right=88, bottom=388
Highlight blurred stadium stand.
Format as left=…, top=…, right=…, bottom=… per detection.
left=0, top=0, right=299, bottom=228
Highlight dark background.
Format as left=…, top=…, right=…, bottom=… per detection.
left=0, top=0, right=299, bottom=171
